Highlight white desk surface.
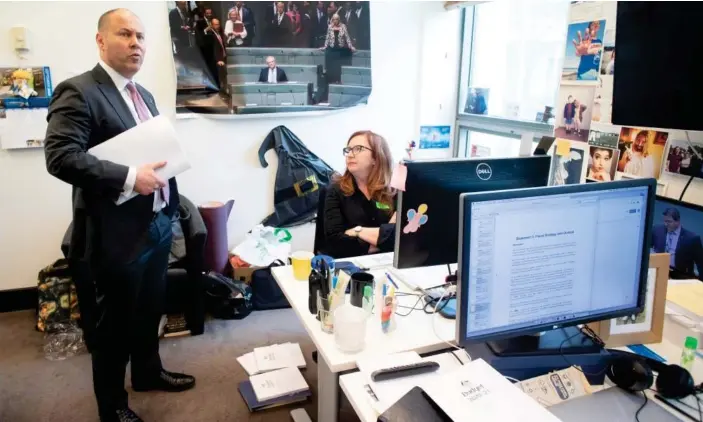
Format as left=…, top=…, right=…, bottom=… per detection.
left=270, top=260, right=455, bottom=373
left=339, top=316, right=703, bottom=422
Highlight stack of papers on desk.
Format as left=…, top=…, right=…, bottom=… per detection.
left=237, top=342, right=306, bottom=376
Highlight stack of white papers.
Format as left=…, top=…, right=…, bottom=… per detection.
left=237, top=342, right=306, bottom=376
left=250, top=367, right=309, bottom=402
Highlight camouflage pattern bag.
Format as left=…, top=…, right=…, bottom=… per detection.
left=37, top=259, right=79, bottom=332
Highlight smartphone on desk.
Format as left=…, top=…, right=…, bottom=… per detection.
left=378, top=387, right=451, bottom=422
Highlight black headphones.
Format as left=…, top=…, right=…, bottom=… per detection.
left=606, top=349, right=695, bottom=399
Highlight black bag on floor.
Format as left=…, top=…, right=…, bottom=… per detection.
left=258, top=125, right=335, bottom=228
left=202, top=272, right=253, bottom=320
left=250, top=260, right=290, bottom=310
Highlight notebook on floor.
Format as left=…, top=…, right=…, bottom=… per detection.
left=250, top=366, right=309, bottom=402
left=238, top=380, right=311, bottom=412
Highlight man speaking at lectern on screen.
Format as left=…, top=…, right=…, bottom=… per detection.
left=43, top=8, right=195, bottom=422
left=652, top=207, right=703, bottom=280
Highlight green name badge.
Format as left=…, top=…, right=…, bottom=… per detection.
left=375, top=201, right=390, bottom=210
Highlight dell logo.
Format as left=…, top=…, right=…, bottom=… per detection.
left=476, top=163, right=492, bottom=180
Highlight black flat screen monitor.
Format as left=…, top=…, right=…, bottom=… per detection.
left=393, top=156, right=551, bottom=269
left=456, top=178, right=656, bottom=347
left=613, top=2, right=703, bottom=130
left=651, top=196, right=703, bottom=281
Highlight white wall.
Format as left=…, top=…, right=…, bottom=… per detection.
left=0, top=1, right=462, bottom=290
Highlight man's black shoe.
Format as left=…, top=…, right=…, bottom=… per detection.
left=132, top=370, right=195, bottom=392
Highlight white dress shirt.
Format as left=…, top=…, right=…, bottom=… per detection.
left=98, top=61, right=165, bottom=212
left=268, top=67, right=277, bottom=83
left=666, top=226, right=681, bottom=267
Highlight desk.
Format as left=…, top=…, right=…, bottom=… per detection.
left=339, top=316, right=703, bottom=422
left=270, top=264, right=455, bottom=422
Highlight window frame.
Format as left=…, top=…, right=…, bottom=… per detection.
left=453, top=6, right=556, bottom=158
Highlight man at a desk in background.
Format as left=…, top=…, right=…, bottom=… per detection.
left=43, top=8, right=195, bottom=422
left=652, top=207, right=703, bottom=280
left=259, top=55, right=289, bottom=83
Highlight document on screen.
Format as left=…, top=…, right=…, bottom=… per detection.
left=490, top=205, right=597, bottom=326
left=88, top=115, right=191, bottom=205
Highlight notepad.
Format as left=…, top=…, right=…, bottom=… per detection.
left=252, top=343, right=306, bottom=373
left=667, top=282, right=703, bottom=320
left=238, top=379, right=311, bottom=412
left=250, top=367, right=309, bottom=402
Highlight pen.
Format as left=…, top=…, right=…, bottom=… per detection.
left=385, top=272, right=399, bottom=289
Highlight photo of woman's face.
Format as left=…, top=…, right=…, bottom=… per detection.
left=592, top=149, right=612, bottom=172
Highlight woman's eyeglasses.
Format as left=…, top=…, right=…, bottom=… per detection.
left=342, top=145, right=371, bottom=156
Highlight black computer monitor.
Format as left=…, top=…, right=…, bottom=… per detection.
left=393, top=156, right=552, bottom=269
left=456, top=178, right=656, bottom=356
left=651, top=196, right=703, bottom=281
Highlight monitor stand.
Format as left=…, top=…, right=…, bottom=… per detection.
left=486, top=326, right=602, bottom=357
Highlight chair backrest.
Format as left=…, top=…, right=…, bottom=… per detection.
left=313, top=185, right=328, bottom=255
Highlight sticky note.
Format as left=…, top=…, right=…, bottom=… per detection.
left=390, top=163, right=407, bottom=191
left=556, top=139, right=571, bottom=157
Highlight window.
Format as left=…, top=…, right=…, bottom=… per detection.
left=454, top=0, right=570, bottom=158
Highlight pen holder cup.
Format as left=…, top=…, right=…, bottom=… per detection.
left=334, top=304, right=368, bottom=353
left=380, top=296, right=398, bottom=334
left=350, top=272, right=375, bottom=308
left=317, top=291, right=343, bottom=334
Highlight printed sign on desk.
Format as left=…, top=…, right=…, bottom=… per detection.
left=419, top=125, right=451, bottom=150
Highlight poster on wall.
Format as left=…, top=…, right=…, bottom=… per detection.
left=561, top=19, right=605, bottom=82
left=166, top=1, right=372, bottom=115
left=419, top=126, right=451, bottom=150
left=0, top=66, right=53, bottom=150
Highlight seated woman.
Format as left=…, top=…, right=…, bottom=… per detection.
left=323, top=131, right=397, bottom=259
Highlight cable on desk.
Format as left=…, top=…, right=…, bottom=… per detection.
left=635, top=391, right=648, bottom=422
left=431, top=286, right=471, bottom=363
left=558, top=326, right=608, bottom=377
left=395, top=295, right=425, bottom=316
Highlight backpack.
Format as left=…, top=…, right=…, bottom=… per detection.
left=37, top=258, right=79, bottom=332
left=258, top=125, right=335, bottom=228
left=202, top=272, right=253, bottom=320
left=250, top=260, right=290, bottom=310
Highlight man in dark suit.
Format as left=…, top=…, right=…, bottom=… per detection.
left=350, top=1, right=370, bottom=50
left=267, top=1, right=293, bottom=46
left=207, top=18, right=228, bottom=91
left=43, top=9, right=195, bottom=422
left=311, top=1, right=328, bottom=47
left=168, top=1, right=191, bottom=55
left=258, top=56, right=288, bottom=83
left=652, top=207, right=703, bottom=280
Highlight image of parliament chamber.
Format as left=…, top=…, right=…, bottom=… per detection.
left=224, top=46, right=371, bottom=114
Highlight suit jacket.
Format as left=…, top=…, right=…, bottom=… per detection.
left=312, top=9, right=328, bottom=38
left=239, top=6, right=256, bottom=37
left=652, top=224, right=703, bottom=279
left=258, top=67, right=288, bottom=83
left=269, top=13, right=293, bottom=46
left=212, top=30, right=227, bottom=63
left=44, top=64, right=180, bottom=266
left=169, top=8, right=191, bottom=46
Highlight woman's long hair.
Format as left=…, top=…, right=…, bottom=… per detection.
left=336, top=131, right=396, bottom=212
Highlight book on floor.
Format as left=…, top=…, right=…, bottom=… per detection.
left=238, top=379, right=311, bottom=412
left=252, top=342, right=306, bottom=373
left=158, top=314, right=190, bottom=338
left=250, top=367, right=309, bottom=402
left=237, top=352, right=261, bottom=376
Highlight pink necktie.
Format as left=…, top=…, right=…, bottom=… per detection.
left=126, top=82, right=169, bottom=205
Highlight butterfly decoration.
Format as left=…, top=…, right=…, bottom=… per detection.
left=403, top=203, right=428, bottom=234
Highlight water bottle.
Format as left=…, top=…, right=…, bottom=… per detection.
left=680, top=336, right=698, bottom=372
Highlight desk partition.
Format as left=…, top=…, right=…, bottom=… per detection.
left=229, top=82, right=312, bottom=107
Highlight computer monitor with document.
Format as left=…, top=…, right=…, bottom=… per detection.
left=393, top=156, right=552, bottom=270
left=456, top=178, right=657, bottom=356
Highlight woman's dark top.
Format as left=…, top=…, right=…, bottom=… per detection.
left=323, top=181, right=395, bottom=259
left=333, top=30, right=341, bottom=48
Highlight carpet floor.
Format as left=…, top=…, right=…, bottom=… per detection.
left=0, top=309, right=360, bottom=422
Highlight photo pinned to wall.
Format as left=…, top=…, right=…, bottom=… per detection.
left=562, top=19, right=606, bottom=82
left=662, top=138, right=703, bottom=179
left=464, top=87, right=489, bottom=115
left=167, top=1, right=372, bottom=115
left=586, top=145, right=618, bottom=182
left=419, top=126, right=451, bottom=150
left=588, top=123, right=620, bottom=149
left=554, top=85, right=595, bottom=142
left=600, top=46, right=614, bottom=75
left=591, top=75, right=612, bottom=124
left=616, top=127, right=667, bottom=179
left=588, top=254, right=669, bottom=347
left=549, top=139, right=588, bottom=186
left=0, top=67, right=53, bottom=150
